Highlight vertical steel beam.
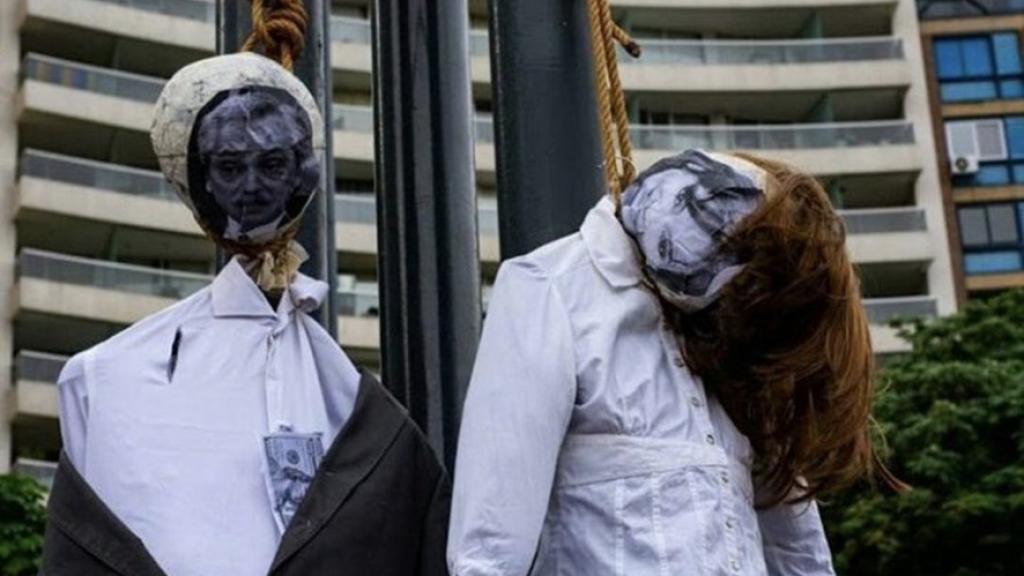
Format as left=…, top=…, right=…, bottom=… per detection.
left=217, top=0, right=338, bottom=336
left=372, top=0, right=482, bottom=465
left=488, top=0, right=606, bottom=259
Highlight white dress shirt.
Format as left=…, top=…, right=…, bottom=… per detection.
left=449, top=197, right=835, bottom=576
left=57, top=257, right=362, bottom=576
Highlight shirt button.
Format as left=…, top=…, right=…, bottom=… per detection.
left=673, top=356, right=685, bottom=368
left=705, top=434, right=716, bottom=445
left=725, top=517, right=735, bottom=530
left=720, top=471, right=730, bottom=485
left=689, top=397, right=701, bottom=407
left=730, top=559, right=740, bottom=572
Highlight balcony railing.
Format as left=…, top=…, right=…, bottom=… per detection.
left=22, top=53, right=166, bottom=103
left=15, top=350, right=68, bottom=384
left=27, top=55, right=914, bottom=154
left=333, top=106, right=916, bottom=151
left=331, top=16, right=373, bottom=45
left=631, top=121, right=915, bottom=151
left=331, top=17, right=902, bottom=66
left=20, top=149, right=177, bottom=200
left=18, top=249, right=210, bottom=300
left=13, top=459, right=58, bottom=490
left=337, top=289, right=380, bottom=317
left=863, top=296, right=939, bottom=325
left=918, top=0, right=1024, bottom=19
left=90, top=0, right=214, bottom=22
left=17, top=249, right=391, bottom=316
left=838, top=207, right=927, bottom=234
left=624, top=37, right=904, bottom=66
left=334, top=193, right=499, bottom=234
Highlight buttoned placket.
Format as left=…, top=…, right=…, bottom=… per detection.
left=659, top=321, right=744, bottom=574
left=265, top=300, right=296, bottom=433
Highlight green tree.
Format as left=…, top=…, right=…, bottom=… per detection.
left=823, top=290, right=1024, bottom=575
left=0, top=474, right=46, bottom=576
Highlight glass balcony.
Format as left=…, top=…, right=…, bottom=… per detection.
left=13, top=459, right=58, bottom=490
left=18, top=249, right=210, bottom=300
left=22, top=53, right=166, bottom=103
left=863, top=296, right=939, bottom=325
left=331, top=16, right=373, bottom=45
left=624, top=37, right=903, bottom=66
left=838, top=207, right=927, bottom=235
left=20, top=149, right=177, bottom=201
left=631, top=121, right=916, bottom=151
left=331, top=17, right=902, bottom=66
left=918, top=0, right=1024, bottom=19
left=334, top=105, right=915, bottom=151
left=334, top=193, right=500, bottom=233
left=14, top=350, right=68, bottom=385
left=332, top=104, right=374, bottom=133
left=337, top=290, right=380, bottom=317
left=470, top=29, right=489, bottom=57
left=89, top=0, right=215, bottom=22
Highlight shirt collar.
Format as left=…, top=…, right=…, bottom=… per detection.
left=211, top=257, right=328, bottom=319
left=579, top=196, right=643, bottom=289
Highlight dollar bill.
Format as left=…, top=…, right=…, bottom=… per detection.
left=262, top=430, right=325, bottom=533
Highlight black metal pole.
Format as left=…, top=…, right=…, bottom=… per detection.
left=488, top=0, right=606, bottom=259
left=216, top=0, right=338, bottom=336
left=372, top=0, right=482, bottom=466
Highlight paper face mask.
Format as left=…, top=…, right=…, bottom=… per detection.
left=151, top=52, right=326, bottom=248
left=191, top=87, right=319, bottom=243
left=619, top=149, right=769, bottom=312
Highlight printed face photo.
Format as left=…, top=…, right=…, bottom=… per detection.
left=621, top=150, right=763, bottom=296
left=188, top=86, right=320, bottom=243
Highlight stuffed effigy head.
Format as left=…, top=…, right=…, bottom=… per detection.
left=151, top=52, right=324, bottom=248
left=619, top=149, right=771, bottom=313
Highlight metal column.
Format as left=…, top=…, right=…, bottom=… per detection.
left=216, top=0, right=338, bottom=336
left=372, top=0, right=482, bottom=465
left=488, top=0, right=606, bottom=258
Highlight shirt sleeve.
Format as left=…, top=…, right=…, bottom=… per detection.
left=758, top=498, right=836, bottom=576
left=56, top=352, right=89, bottom=471
left=447, top=259, right=577, bottom=576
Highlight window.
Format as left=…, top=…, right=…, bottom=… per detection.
left=934, top=33, right=1024, bottom=103
left=959, top=202, right=1024, bottom=275
left=948, top=116, right=1024, bottom=187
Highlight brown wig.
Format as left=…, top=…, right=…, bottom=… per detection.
left=661, top=153, right=896, bottom=507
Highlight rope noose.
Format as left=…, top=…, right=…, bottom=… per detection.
left=241, top=0, right=308, bottom=72
left=586, top=0, right=641, bottom=202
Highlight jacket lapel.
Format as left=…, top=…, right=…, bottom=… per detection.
left=269, top=371, right=407, bottom=572
left=46, top=452, right=167, bottom=576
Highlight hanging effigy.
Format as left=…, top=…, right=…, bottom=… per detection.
left=40, top=51, right=450, bottom=576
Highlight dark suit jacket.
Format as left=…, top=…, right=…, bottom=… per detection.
left=40, top=373, right=451, bottom=575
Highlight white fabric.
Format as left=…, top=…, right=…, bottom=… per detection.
left=57, top=257, right=361, bottom=576
left=448, top=197, right=835, bottom=576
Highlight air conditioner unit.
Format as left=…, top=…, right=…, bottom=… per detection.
left=951, top=155, right=980, bottom=176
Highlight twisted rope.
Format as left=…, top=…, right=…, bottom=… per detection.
left=241, top=0, right=307, bottom=72
left=586, top=0, right=641, bottom=200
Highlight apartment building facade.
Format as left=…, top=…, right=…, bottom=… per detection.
left=918, top=0, right=1024, bottom=297
left=0, top=0, right=956, bottom=484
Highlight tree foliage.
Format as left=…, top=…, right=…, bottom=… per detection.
left=823, top=290, right=1024, bottom=575
left=0, top=474, right=46, bottom=576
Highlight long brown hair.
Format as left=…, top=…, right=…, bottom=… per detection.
left=664, top=153, right=892, bottom=507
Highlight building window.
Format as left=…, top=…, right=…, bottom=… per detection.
left=958, top=202, right=1024, bottom=274
left=934, top=33, right=1024, bottom=103
left=948, top=116, right=1024, bottom=187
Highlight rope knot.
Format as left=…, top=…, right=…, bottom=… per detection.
left=242, top=0, right=308, bottom=71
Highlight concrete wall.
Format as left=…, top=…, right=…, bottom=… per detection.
left=895, top=0, right=958, bottom=316
left=0, top=0, right=20, bottom=473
